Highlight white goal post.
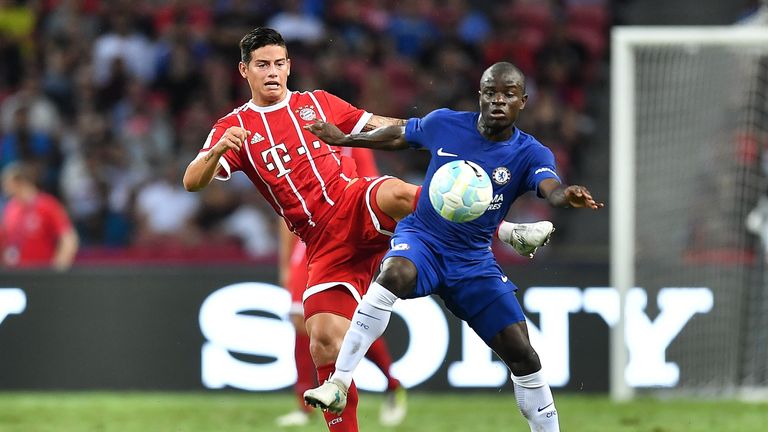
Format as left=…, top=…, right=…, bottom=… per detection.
left=611, top=26, right=768, bottom=401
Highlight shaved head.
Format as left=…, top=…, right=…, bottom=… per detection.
left=480, top=62, right=526, bottom=93
left=476, top=62, right=528, bottom=140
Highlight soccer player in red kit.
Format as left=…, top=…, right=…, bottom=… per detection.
left=276, top=146, right=406, bottom=428
left=1, top=162, right=79, bottom=270
left=183, top=27, right=554, bottom=432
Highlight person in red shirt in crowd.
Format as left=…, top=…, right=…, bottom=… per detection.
left=1, top=162, right=79, bottom=270
left=183, top=27, right=553, bottom=432
left=276, top=146, right=407, bottom=428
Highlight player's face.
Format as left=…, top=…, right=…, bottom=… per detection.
left=239, top=44, right=291, bottom=106
left=478, top=72, right=527, bottom=130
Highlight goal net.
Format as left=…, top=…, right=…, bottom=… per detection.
left=611, top=27, right=768, bottom=399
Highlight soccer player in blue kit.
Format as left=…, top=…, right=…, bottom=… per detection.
left=303, top=62, right=603, bottom=431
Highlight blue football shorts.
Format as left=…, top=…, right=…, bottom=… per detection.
left=384, top=229, right=526, bottom=343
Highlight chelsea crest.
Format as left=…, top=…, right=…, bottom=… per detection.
left=492, top=167, right=510, bottom=185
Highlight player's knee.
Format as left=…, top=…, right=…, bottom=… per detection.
left=376, top=257, right=417, bottom=298
left=308, top=329, right=342, bottom=365
left=378, top=179, right=419, bottom=221
left=395, top=181, right=420, bottom=213
left=505, top=346, right=541, bottom=375
left=306, top=315, right=349, bottom=364
left=490, top=324, right=542, bottom=372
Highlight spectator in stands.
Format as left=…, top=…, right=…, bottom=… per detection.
left=0, top=161, right=79, bottom=270
left=133, top=159, right=201, bottom=248
left=0, top=104, right=61, bottom=194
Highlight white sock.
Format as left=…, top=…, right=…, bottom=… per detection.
left=496, top=221, right=518, bottom=244
left=511, top=370, right=560, bottom=432
left=331, top=282, right=398, bottom=389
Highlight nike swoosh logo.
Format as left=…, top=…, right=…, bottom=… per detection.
left=437, top=148, right=458, bottom=157
left=537, top=402, right=554, bottom=412
left=358, top=311, right=381, bottom=320
left=501, top=275, right=508, bottom=283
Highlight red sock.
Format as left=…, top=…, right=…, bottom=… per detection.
left=366, top=338, right=401, bottom=391
left=294, top=333, right=316, bottom=413
left=316, top=363, right=359, bottom=431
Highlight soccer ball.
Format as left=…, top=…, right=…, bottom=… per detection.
left=428, top=160, right=493, bottom=223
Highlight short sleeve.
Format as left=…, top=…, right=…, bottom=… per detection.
left=196, top=116, right=241, bottom=180
left=318, top=91, right=371, bottom=134
left=525, top=145, right=561, bottom=197
left=404, top=109, right=448, bottom=150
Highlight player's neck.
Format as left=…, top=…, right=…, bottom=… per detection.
left=477, top=120, right=514, bottom=142
left=251, top=90, right=289, bottom=107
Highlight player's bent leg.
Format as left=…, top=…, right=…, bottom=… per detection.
left=375, top=178, right=420, bottom=221
left=304, top=308, right=361, bottom=430
left=490, top=322, right=560, bottom=432
left=305, top=312, right=351, bottom=367
left=321, top=281, right=399, bottom=391
left=305, top=258, right=417, bottom=416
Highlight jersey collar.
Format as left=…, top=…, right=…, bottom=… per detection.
left=247, top=90, right=292, bottom=113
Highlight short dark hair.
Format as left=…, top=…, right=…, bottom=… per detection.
left=239, top=27, right=287, bottom=63
left=1, top=161, right=38, bottom=186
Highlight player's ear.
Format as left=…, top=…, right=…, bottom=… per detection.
left=238, top=61, right=248, bottom=79
left=286, top=58, right=291, bottom=76
left=520, top=94, right=528, bottom=110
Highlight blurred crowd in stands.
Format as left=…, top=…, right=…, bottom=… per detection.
left=0, top=0, right=609, bottom=266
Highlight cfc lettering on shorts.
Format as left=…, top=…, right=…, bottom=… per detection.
left=329, top=417, right=343, bottom=425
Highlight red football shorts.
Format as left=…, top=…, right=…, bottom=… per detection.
left=302, top=176, right=397, bottom=320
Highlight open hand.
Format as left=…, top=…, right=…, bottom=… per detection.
left=565, top=185, right=604, bottom=209
left=303, top=120, right=347, bottom=145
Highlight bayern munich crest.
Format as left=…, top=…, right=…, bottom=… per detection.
left=492, top=167, right=511, bottom=185
left=297, top=106, right=317, bottom=121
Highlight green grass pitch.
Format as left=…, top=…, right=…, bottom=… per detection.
left=0, top=392, right=765, bottom=431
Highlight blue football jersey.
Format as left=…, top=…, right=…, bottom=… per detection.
left=399, top=108, right=561, bottom=253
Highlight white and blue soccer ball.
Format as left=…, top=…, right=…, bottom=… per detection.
left=428, top=160, right=493, bottom=223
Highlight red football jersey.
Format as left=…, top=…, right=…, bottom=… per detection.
left=197, top=90, right=372, bottom=239
left=1, top=193, right=73, bottom=267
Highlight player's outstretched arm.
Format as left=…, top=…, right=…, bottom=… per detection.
left=362, top=115, right=407, bottom=131
left=538, top=178, right=604, bottom=209
left=304, top=121, right=409, bottom=151
left=183, top=127, right=249, bottom=191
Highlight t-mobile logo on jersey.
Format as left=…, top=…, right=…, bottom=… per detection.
left=261, top=144, right=292, bottom=177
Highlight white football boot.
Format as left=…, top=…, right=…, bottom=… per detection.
left=505, top=221, right=555, bottom=259
left=303, top=379, right=348, bottom=415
